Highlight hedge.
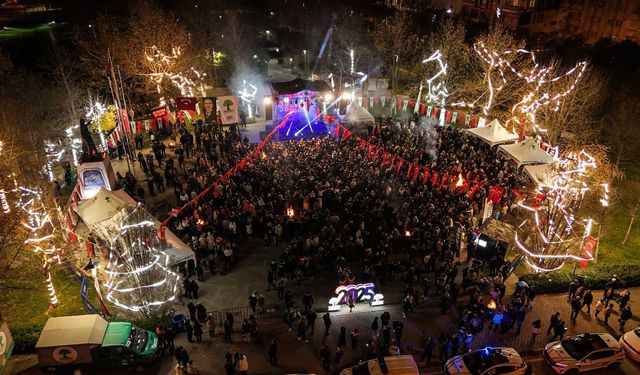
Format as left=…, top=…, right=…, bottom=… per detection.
left=519, top=264, right=640, bottom=294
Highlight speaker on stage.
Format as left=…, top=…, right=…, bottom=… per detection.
left=264, top=96, right=273, bottom=121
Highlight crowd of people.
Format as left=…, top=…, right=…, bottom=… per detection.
left=121, top=116, right=634, bottom=374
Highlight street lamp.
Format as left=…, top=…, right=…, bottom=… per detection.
left=289, top=57, right=293, bottom=70
left=303, top=50, right=308, bottom=73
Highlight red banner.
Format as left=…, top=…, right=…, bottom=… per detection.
left=177, top=97, right=197, bottom=111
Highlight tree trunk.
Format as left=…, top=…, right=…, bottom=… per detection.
left=622, top=199, right=639, bottom=245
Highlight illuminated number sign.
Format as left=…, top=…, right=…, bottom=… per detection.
left=328, top=283, right=384, bottom=311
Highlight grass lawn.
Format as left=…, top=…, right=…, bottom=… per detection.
left=0, top=258, right=89, bottom=329
left=596, top=162, right=640, bottom=265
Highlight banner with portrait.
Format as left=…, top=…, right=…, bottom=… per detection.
left=218, top=95, right=239, bottom=125
left=201, top=97, right=218, bottom=124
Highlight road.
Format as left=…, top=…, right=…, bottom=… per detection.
left=524, top=354, right=640, bottom=375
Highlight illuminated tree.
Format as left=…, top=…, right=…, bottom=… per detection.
left=103, top=205, right=180, bottom=317
left=515, top=151, right=603, bottom=272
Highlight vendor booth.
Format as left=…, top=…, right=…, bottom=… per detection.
left=498, top=138, right=555, bottom=168
left=465, top=119, right=519, bottom=147
left=523, top=162, right=559, bottom=186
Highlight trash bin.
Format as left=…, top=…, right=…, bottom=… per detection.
left=172, top=314, right=186, bottom=333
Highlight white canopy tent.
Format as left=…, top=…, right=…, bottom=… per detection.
left=523, top=162, right=559, bottom=186
left=76, top=188, right=194, bottom=266
left=345, top=101, right=375, bottom=124
left=465, top=119, right=519, bottom=147
left=498, top=138, right=555, bottom=168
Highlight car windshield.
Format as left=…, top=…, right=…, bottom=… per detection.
left=351, top=361, right=371, bottom=375
left=125, top=326, right=148, bottom=353
left=462, top=348, right=509, bottom=375
left=561, top=335, right=607, bottom=359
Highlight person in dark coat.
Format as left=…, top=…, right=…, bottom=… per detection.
left=268, top=339, right=278, bottom=365
left=323, top=312, right=332, bottom=335
left=185, top=319, right=194, bottom=343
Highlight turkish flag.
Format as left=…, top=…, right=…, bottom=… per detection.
left=406, top=163, right=413, bottom=179
left=422, top=168, right=430, bottom=184
left=177, top=97, right=197, bottom=111
left=579, top=236, right=598, bottom=269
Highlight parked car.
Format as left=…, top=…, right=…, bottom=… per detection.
left=544, top=333, right=624, bottom=373
left=619, top=327, right=640, bottom=361
left=340, top=355, right=418, bottom=375
left=444, top=347, right=530, bottom=375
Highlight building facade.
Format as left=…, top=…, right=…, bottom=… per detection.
left=460, top=0, right=640, bottom=44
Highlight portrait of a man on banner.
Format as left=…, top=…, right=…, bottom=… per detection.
left=201, top=97, right=217, bottom=123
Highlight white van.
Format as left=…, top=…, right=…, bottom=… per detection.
left=340, top=355, right=419, bottom=375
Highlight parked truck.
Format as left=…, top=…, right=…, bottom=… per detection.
left=36, top=314, right=159, bottom=373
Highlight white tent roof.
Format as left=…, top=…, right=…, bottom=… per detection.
left=76, top=188, right=194, bottom=266
left=523, top=162, right=559, bottom=186
left=345, top=101, right=374, bottom=124
left=465, top=119, right=519, bottom=147
left=498, top=138, right=555, bottom=168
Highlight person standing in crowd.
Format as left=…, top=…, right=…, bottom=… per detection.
left=268, top=338, right=278, bottom=366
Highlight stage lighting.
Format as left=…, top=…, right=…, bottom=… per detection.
left=263, top=97, right=272, bottom=105
left=341, top=92, right=351, bottom=100
left=283, top=97, right=290, bottom=104
left=324, top=93, right=333, bottom=102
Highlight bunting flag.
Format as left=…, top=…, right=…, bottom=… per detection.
left=369, top=97, right=374, bottom=108
left=396, top=158, right=404, bottom=174
left=358, top=137, right=366, bottom=149
left=368, top=144, right=374, bottom=158
left=432, top=107, right=439, bottom=118
left=410, top=101, right=416, bottom=109
left=402, top=100, right=409, bottom=112
left=420, top=103, right=426, bottom=115
left=342, top=128, right=352, bottom=140
left=382, top=151, right=388, bottom=165
left=358, top=96, right=363, bottom=107
left=431, top=171, right=440, bottom=187
left=445, top=111, right=453, bottom=124
left=437, top=172, right=449, bottom=191
left=413, top=166, right=420, bottom=181
left=422, top=168, right=430, bottom=184
left=452, top=112, right=458, bottom=124
left=390, top=155, right=396, bottom=168
left=465, top=114, right=471, bottom=126
left=373, top=147, right=380, bottom=162
left=333, top=124, right=341, bottom=137
left=406, top=163, right=413, bottom=179
left=427, top=106, right=432, bottom=117
left=467, top=184, right=482, bottom=199
left=457, top=112, right=465, bottom=124
left=469, top=116, right=479, bottom=128
left=380, top=96, right=386, bottom=107
left=478, top=117, right=487, bottom=127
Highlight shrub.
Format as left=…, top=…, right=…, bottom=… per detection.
left=11, top=323, right=44, bottom=354
left=519, top=264, right=640, bottom=294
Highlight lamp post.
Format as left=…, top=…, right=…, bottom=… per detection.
left=303, top=50, right=308, bottom=75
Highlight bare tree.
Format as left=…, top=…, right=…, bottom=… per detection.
left=374, top=10, right=414, bottom=97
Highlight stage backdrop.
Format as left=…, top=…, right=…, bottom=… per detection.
left=218, top=96, right=239, bottom=125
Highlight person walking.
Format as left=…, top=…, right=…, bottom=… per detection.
left=185, top=319, right=194, bottom=343
left=223, top=319, right=232, bottom=343
left=320, top=344, right=331, bottom=371
left=594, top=299, right=605, bottom=320
left=550, top=320, right=566, bottom=341
left=338, top=326, right=347, bottom=350
left=371, top=316, right=379, bottom=334
left=207, top=315, right=215, bottom=337
left=619, top=306, right=632, bottom=332
left=193, top=321, right=203, bottom=342
left=323, top=312, right=332, bottom=335
left=603, top=303, right=614, bottom=326
left=307, top=310, right=317, bottom=336
left=348, top=294, right=355, bottom=313
left=570, top=297, right=581, bottom=323
left=581, top=290, right=593, bottom=315
left=268, top=339, right=278, bottom=366
left=531, top=320, right=541, bottom=344
left=350, top=328, right=360, bottom=350
left=547, top=312, right=560, bottom=335
left=297, top=318, right=308, bottom=342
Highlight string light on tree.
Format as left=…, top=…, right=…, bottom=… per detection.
left=238, top=80, right=258, bottom=118
left=514, top=150, right=602, bottom=273
left=103, top=204, right=180, bottom=316
left=422, top=50, right=448, bottom=107
left=16, top=186, right=62, bottom=308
